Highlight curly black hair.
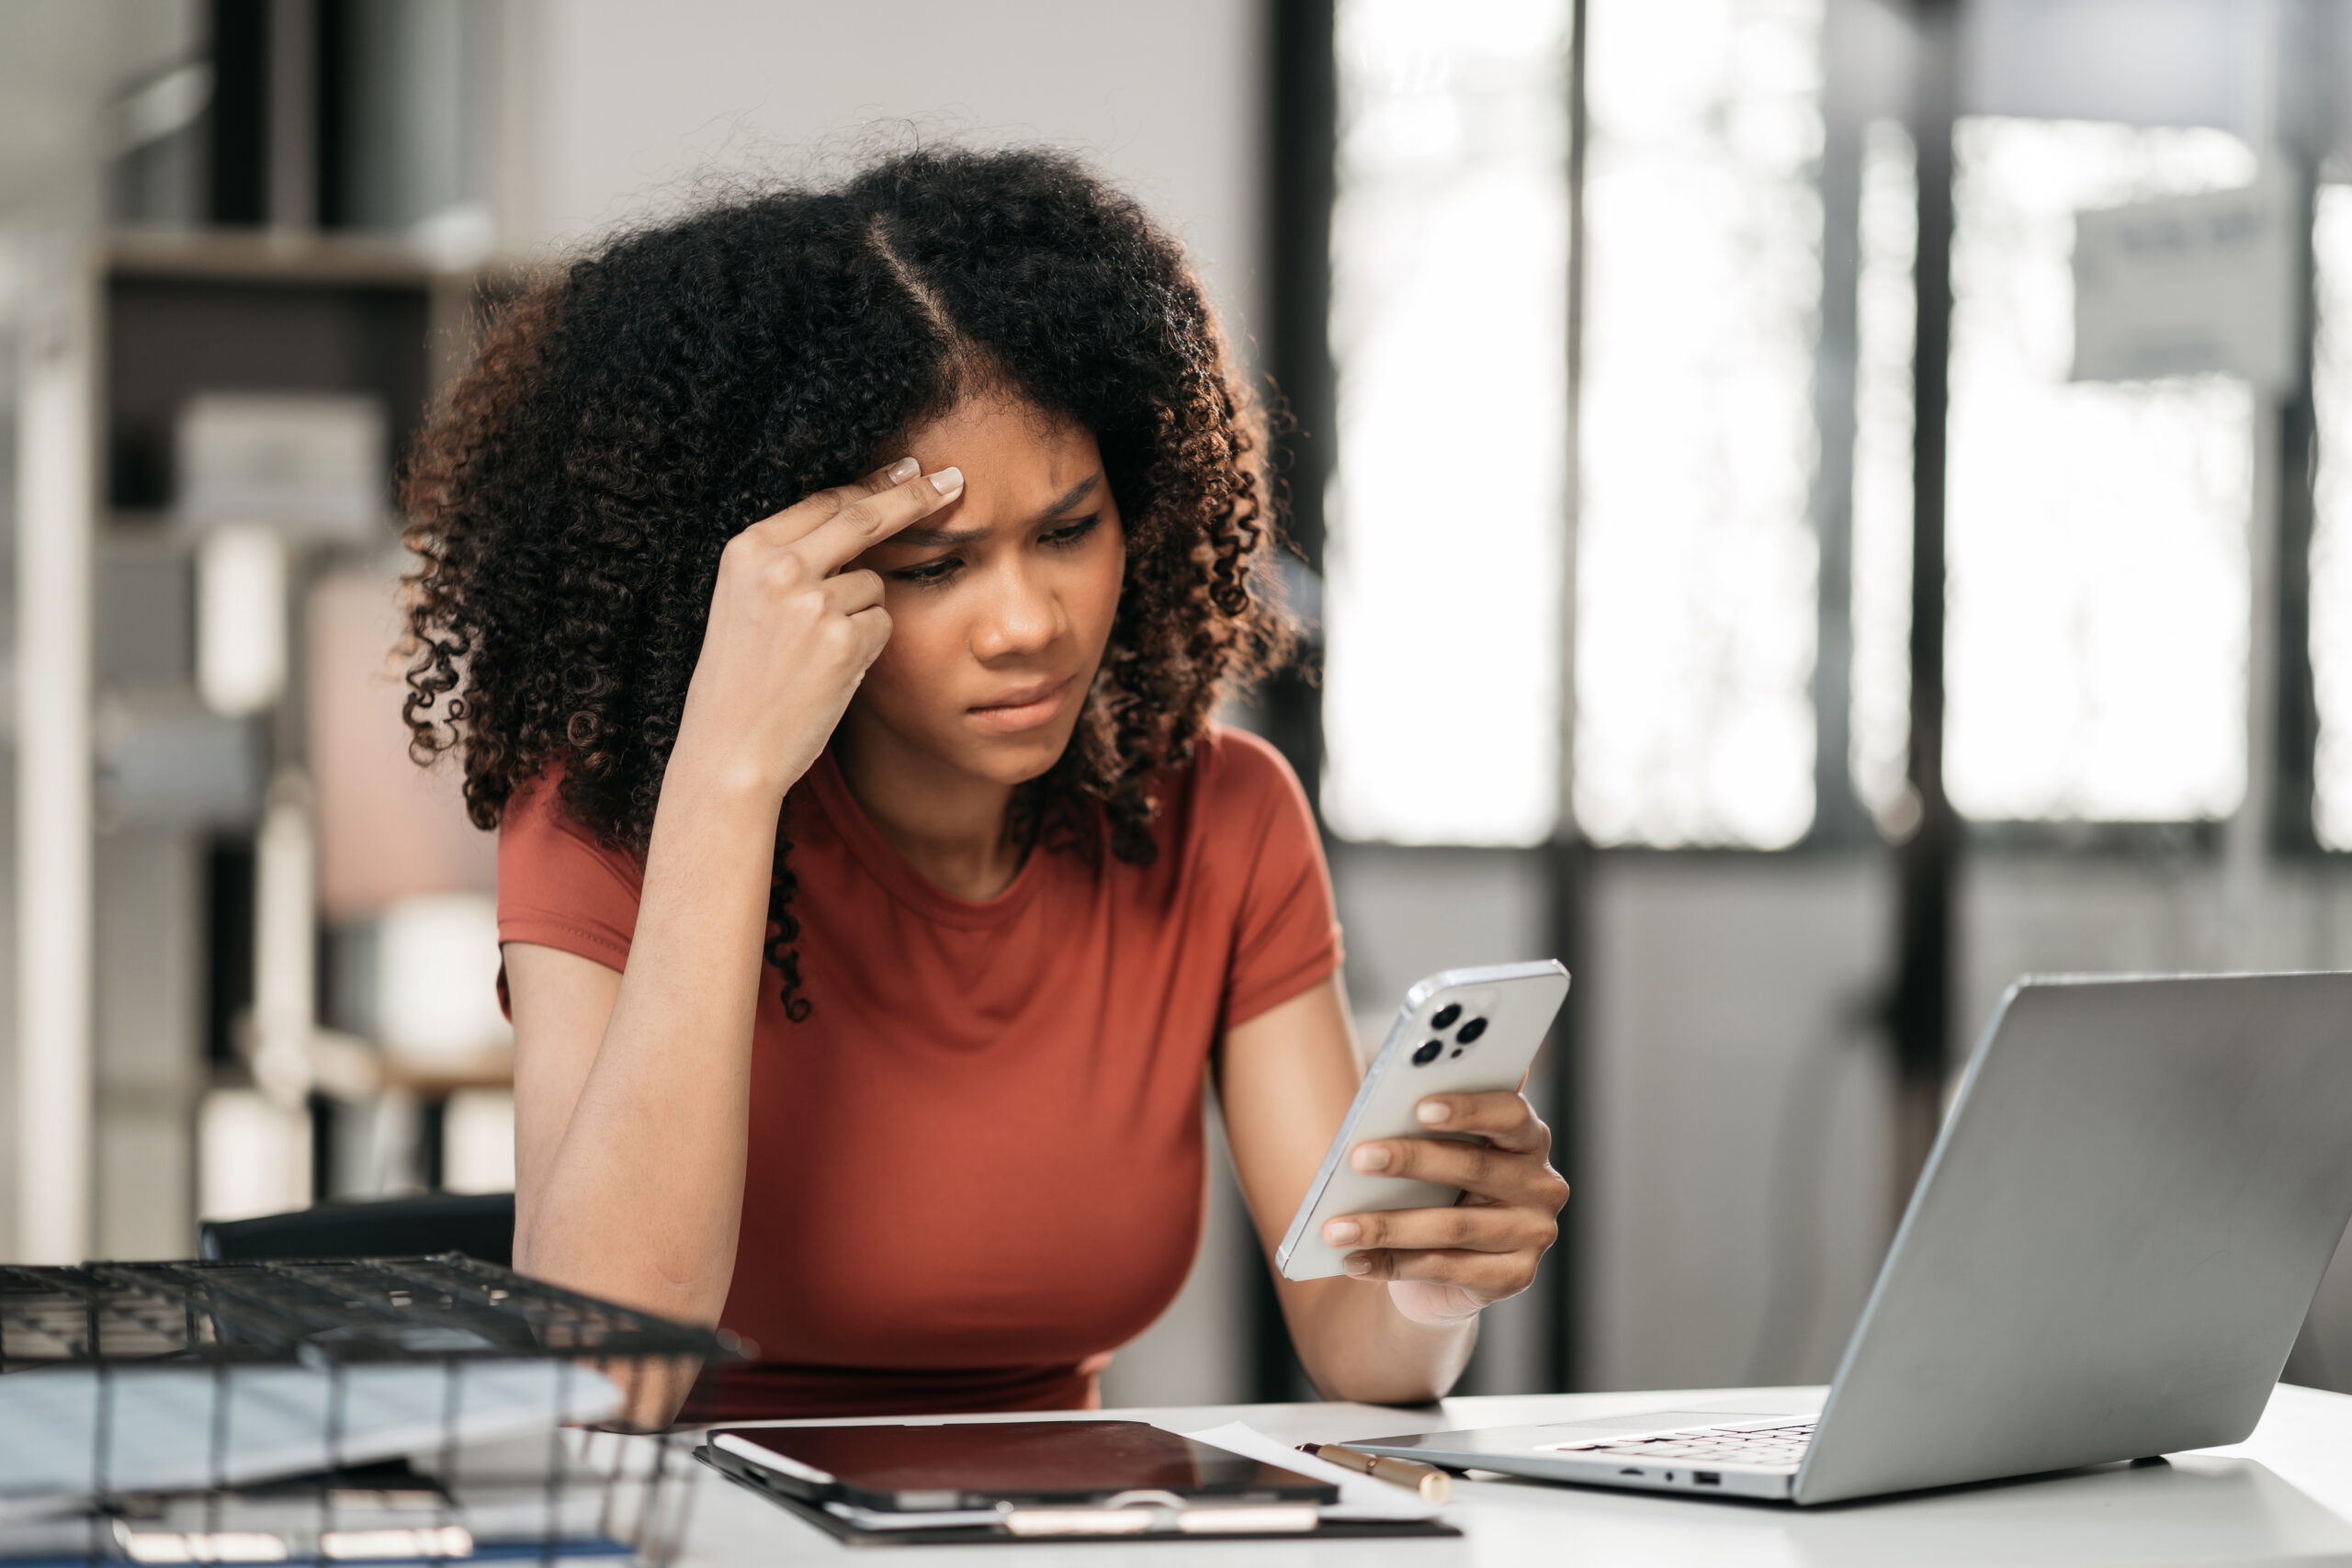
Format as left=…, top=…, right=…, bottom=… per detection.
left=400, top=146, right=1295, bottom=1018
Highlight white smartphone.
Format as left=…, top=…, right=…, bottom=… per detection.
left=1275, top=960, right=1570, bottom=1282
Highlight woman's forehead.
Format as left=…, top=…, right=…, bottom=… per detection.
left=903, top=394, right=1102, bottom=493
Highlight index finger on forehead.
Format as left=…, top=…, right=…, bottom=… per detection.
left=797, top=466, right=965, bottom=572
left=739, top=460, right=919, bottom=547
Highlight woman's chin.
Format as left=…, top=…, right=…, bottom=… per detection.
left=956, top=715, right=1084, bottom=787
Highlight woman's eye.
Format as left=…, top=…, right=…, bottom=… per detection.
left=1042, top=515, right=1101, bottom=548
left=890, top=558, right=960, bottom=584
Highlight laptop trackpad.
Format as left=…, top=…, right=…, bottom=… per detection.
left=1359, top=1403, right=1815, bottom=1461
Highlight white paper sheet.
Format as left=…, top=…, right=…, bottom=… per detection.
left=1181, top=1420, right=1443, bottom=1522
left=0, top=1359, right=620, bottom=1499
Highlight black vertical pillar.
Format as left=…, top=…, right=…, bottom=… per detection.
left=208, top=0, right=270, bottom=225
left=1888, top=0, right=1960, bottom=1208
left=2274, top=174, right=2321, bottom=853
left=315, top=0, right=353, bottom=229
left=2272, top=0, right=2333, bottom=855
left=1262, top=0, right=1339, bottom=802
left=1250, top=0, right=1340, bottom=1405
left=1810, top=0, right=1871, bottom=846
left=1544, top=0, right=1591, bottom=1397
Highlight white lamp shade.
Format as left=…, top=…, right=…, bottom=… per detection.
left=196, top=524, right=288, bottom=717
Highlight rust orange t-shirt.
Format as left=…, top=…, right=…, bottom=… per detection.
left=495, top=726, right=1341, bottom=1419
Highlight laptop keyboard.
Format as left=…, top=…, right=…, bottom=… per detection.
left=1547, top=1417, right=1817, bottom=1469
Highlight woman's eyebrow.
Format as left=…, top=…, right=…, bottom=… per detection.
left=891, top=472, right=1102, bottom=549
left=1042, top=472, right=1102, bottom=516
left=893, top=523, right=991, bottom=548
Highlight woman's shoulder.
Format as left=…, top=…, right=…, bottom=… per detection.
left=498, top=771, right=646, bottom=899
left=1181, top=724, right=1308, bottom=806
left=1162, top=726, right=1342, bottom=1020
left=496, top=768, right=646, bottom=971
left=1160, top=724, right=1317, bottom=857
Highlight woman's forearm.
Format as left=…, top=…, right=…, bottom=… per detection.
left=1282, top=1276, right=1477, bottom=1405
left=515, top=745, right=782, bottom=1327
left=1219, top=978, right=1564, bottom=1407
left=511, top=464, right=953, bottom=1386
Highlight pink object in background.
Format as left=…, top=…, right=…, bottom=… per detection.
left=309, top=569, right=493, bottom=922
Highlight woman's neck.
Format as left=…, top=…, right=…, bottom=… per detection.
left=831, top=720, right=1026, bottom=900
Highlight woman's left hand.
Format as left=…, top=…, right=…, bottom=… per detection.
left=1320, top=1089, right=1570, bottom=1327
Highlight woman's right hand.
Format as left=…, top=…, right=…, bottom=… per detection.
left=672, top=457, right=966, bottom=799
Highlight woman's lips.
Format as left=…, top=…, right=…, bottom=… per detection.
left=967, top=676, right=1073, bottom=734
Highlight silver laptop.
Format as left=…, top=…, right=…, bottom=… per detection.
left=1352, top=972, right=2352, bottom=1505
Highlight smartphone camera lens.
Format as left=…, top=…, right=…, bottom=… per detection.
left=1456, top=1017, right=1488, bottom=1044
left=1430, top=1003, right=1462, bottom=1030
left=1412, top=1040, right=1443, bottom=1066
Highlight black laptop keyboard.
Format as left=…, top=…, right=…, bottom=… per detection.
left=1550, top=1417, right=1817, bottom=1469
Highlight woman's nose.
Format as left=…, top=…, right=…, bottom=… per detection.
left=974, top=562, right=1064, bottom=660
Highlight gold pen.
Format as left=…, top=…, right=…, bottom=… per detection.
left=1297, top=1441, right=1454, bottom=1504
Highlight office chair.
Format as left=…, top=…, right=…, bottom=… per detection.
left=198, top=1190, right=515, bottom=1267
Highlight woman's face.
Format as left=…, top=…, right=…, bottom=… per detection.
left=842, top=392, right=1127, bottom=789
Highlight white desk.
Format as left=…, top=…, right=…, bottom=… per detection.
left=674, top=1383, right=2352, bottom=1566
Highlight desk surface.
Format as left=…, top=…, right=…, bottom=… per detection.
left=674, top=1383, right=2352, bottom=1566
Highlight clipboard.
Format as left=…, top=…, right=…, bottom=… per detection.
left=695, top=1438, right=1462, bottom=1545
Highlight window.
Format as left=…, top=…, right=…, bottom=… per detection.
left=1571, top=0, right=1825, bottom=849
left=1940, top=118, right=2256, bottom=822
left=1321, top=0, right=1571, bottom=846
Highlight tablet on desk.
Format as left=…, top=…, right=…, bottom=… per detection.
left=705, top=1419, right=1331, bottom=1514
left=696, top=1419, right=1461, bottom=1544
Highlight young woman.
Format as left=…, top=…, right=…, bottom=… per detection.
left=401, top=147, right=1566, bottom=1423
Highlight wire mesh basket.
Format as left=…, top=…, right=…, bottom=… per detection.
left=0, top=1255, right=739, bottom=1565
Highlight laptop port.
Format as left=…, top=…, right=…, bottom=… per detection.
left=1619, top=1469, right=1643, bottom=1477
left=1694, top=1472, right=1722, bottom=1486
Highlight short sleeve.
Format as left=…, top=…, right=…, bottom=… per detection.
left=1206, top=729, right=1346, bottom=1030
left=495, top=775, right=644, bottom=1011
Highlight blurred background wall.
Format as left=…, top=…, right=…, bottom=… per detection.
left=6, top=0, right=2352, bottom=1411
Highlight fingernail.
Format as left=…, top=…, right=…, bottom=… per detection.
left=1417, top=1100, right=1450, bottom=1125
left=888, top=457, right=920, bottom=482
left=1323, top=1219, right=1361, bottom=1246
left=1352, top=1145, right=1392, bottom=1173
left=1341, top=1254, right=1373, bottom=1277
left=930, top=466, right=964, bottom=493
